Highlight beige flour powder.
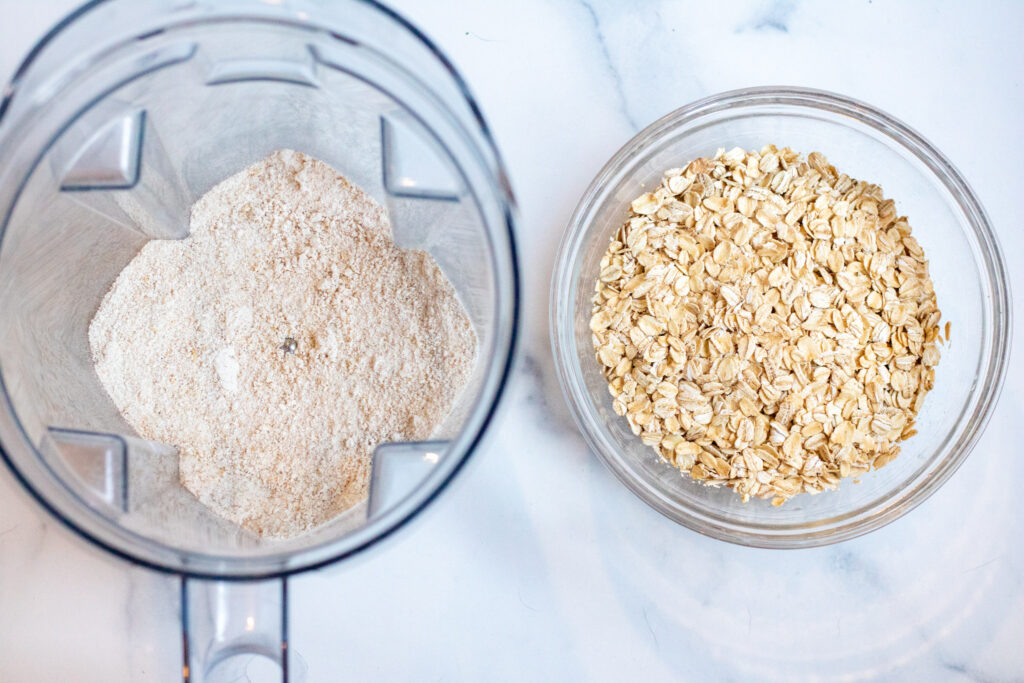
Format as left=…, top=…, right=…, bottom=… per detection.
left=89, top=150, right=476, bottom=538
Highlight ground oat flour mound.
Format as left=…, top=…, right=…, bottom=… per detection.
left=89, top=150, right=476, bottom=538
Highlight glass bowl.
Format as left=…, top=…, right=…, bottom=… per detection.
left=550, top=87, right=1011, bottom=548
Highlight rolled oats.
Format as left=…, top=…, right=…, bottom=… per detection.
left=590, top=146, right=941, bottom=503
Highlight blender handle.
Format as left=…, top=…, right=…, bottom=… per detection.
left=175, top=438, right=450, bottom=682
left=181, top=575, right=296, bottom=682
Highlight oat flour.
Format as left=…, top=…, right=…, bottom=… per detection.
left=89, top=150, right=476, bottom=538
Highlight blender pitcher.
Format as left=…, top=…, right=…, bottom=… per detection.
left=0, top=1, right=519, bottom=680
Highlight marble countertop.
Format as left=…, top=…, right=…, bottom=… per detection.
left=2, top=1, right=1023, bottom=681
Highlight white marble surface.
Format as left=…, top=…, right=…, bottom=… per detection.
left=2, top=1, right=1023, bottom=681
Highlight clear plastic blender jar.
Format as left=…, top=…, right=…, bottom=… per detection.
left=0, top=1, right=519, bottom=680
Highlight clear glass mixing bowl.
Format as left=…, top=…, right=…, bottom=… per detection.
left=551, top=87, right=1010, bottom=548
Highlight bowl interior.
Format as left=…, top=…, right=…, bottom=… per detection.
left=557, top=93, right=1006, bottom=546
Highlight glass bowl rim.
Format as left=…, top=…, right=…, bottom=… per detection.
left=550, top=85, right=1012, bottom=548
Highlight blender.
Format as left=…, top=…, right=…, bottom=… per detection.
left=0, top=0, right=519, bottom=680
